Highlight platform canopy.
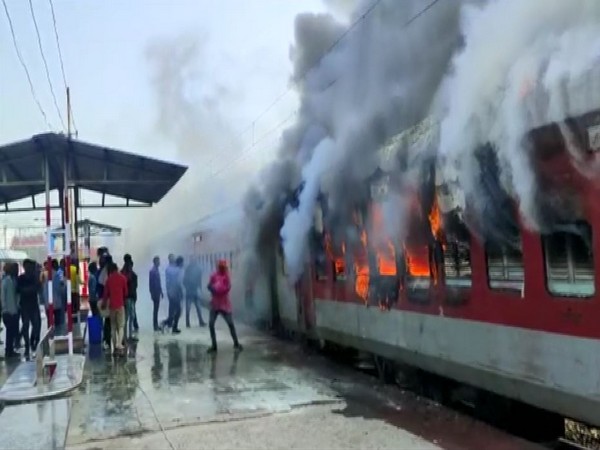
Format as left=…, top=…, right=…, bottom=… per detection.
left=76, top=219, right=122, bottom=236
left=0, top=133, right=187, bottom=212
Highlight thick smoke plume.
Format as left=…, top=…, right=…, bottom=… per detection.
left=245, top=0, right=600, bottom=283
left=248, top=0, right=468, bottom=281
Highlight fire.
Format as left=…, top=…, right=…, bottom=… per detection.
left=405, top=244, right=430, bottom=277
left=428, top=197, right=443, bottom=240
left=324, top=232, right=346, bottom=279
left=354, top=228, right=370, bottom=302
left=370, top=203, right=397, bottom=277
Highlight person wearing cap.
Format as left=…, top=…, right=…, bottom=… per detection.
left=207, top=259, right=242, bottom=353
left=121, top=254, right=138, bottom=341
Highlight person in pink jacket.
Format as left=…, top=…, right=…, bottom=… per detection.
left=207, top=260, right=242, bottom=353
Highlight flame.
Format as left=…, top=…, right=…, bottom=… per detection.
left=354, top=228, right=370, bottom=302
left=325, top=232, right=346, bottom=279
left=405, top=244, right=430, bottom=277
left=428, top=197, right=443, bottom=240
left=371, top=203, right=397, bottom=276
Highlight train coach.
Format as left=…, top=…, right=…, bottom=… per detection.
left=192, top=109, right=600, bottom=434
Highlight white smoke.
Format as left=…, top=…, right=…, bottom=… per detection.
left=439, top=0, right=600, bottom=230
left=247, top=0, right=600, bottom=285
left=280, top=137, right=340, bottom=281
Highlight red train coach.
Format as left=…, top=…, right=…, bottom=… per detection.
left=193, top=109, right=600, bottom=432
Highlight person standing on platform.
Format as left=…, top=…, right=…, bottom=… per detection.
left=121, top=254, right=138, bottom=341
left=88, top=262, right=99, bottom=316
left=70, top=261, right=82, bottom=317
left=207, top=259, right=242, bottom=353
left=2, top=262, right=19, bottom=358
left=16, top=259, right=41, bottom=359
left=161, top=255, right=184, bottom=334
left=51, top=259, right=66, bottom=335
left=96, top=248, right=112, bottom=350
left=149, top=256, right=163, bottom=331
left=102, top=262, right=128, bottom=356
left=184, top=255, right=206, bottom=327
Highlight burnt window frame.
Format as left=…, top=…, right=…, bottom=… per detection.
left=484, top=237, right=525, bottom=293
left=541, top=221, right=595, bottom=299
left=443, top=237, right=473, bottom=289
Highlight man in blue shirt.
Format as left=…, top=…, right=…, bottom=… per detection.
left=161, top=255, right=184, bottom=334
left=148, top=256, right=163, bottom=331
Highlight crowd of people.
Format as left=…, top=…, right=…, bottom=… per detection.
left=90, top=248, right=242, bottom=356
left=0, top=246, right=242, bottom=359
left=0, top=257, right=82, bottom=359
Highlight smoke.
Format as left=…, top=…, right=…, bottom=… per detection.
left=439, top=0, right=600, bottom=231
left=127, top=32, right=246, bottom=263
left=244, top=0, right=600, bottom=286
left=244, top=0, right=468, bottom=277
left=280, top=137, right=344, bottom=281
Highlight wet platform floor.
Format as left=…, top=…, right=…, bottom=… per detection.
left=2, top=305, right=542, bottom=449
left=67, top=316, right=542, bottom=450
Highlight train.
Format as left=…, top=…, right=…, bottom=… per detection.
left=190, top=108, right=600, bottom=434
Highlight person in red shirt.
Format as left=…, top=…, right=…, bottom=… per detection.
left=102, top=262, right=128, bottom=356
left=207, top=260, right=242, bottom=353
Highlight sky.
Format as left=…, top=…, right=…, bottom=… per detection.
left=0, top=0, right=329, bottom=240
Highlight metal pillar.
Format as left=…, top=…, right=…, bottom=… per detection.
left=64, top=154, right=73, bottom=356
left=44, top=154, right=55, bottom=330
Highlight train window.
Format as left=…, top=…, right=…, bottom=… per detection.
left=405, top=244, right=431, bottom=289
left=485, top=240, right=524, bottom=291
left=330, top=238, right=346, bottom=281
left=543, top=222, right=594, bottom=297
left=444, top=239, right=472, bottom=288
left=313, top=231, right=328, bottom=280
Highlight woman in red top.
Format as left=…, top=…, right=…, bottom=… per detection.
left=207, top=260, right=242, bottom=353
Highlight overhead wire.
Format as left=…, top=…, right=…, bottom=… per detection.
left=224, top=0, right=384, bottom=151
left=1, top=0, right=52, bottom=130
left=47, top=0, right=78, bottom=135
left=208, top=0, right=440, bottom=180
left=28, top=0, right=66, bottom=132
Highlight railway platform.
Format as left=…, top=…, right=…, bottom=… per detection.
left=0, top=301, right=541, bottom=450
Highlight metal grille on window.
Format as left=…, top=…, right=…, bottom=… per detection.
left=543, top=223, right=594, bottom=297
left=486, top=241, right=524, bottom=291
left=443, top=240, right=472, bottom=288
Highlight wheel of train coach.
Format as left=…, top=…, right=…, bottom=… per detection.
left=419, top=372, right=454, bottom=406
left=373, top=355, right=396, bottom=384
left=474, top=391, right=565, bottom=442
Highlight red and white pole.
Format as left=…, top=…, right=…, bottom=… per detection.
left=64, top=156, right=73, bottom=356
left=45, top=155, right=54, bottom=330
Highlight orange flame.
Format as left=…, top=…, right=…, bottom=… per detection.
left=428, top=197, right=443, bottom=240
left=325, top=232, right=346, bottom=279
left=370, top=203, right=397, bottom=276
left=405, top=244, right=430, bottom=277
left=354, top=228, right=370, bottom=302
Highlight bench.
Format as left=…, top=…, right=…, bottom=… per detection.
left=0, top=325, right=85, bottom=403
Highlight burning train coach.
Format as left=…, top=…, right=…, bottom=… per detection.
left=192, top=109, right=600, bottom=432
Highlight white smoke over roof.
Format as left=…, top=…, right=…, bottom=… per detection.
left=245, top=0, right=600, bottom=281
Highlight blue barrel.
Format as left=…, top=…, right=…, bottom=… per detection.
left=87, top=315, right=102, bottom=345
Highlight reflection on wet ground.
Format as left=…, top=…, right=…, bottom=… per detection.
left=2, top=302, right=541, bottom=449
left=65, top=314, right=540, bottom=450
left=67, top=323, right=338, bottom=446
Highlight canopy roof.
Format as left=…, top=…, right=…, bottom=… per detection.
left=0, top=133, right=187, bottom=211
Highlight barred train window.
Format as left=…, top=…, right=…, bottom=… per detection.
left=444, top=239, right=472, bottom=288
left=486, top=239, right=524, bottom=291
left=543, top=223, right=594, bottom=297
